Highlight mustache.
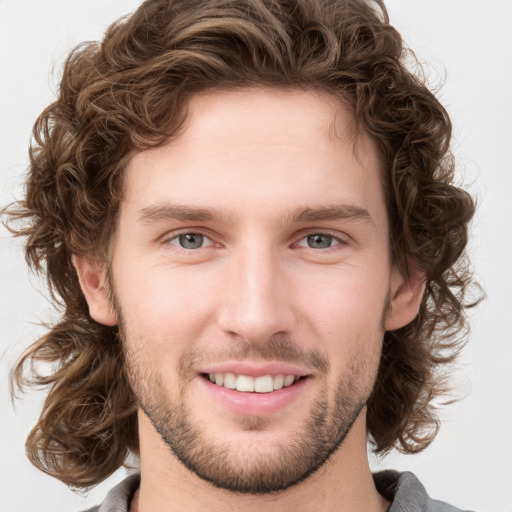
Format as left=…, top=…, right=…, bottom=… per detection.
left=178, top=334, right=329, bottom=377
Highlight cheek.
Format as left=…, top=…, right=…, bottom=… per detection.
left=114, top=263, right=220, bottom=349
left=113, top=249, right=390, bottom=359
left=296, top=264, right=390, bottom=336
left=294, top=264, right=389, bottom=387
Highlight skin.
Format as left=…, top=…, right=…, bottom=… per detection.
left=76, top=88, right=424, bottom=512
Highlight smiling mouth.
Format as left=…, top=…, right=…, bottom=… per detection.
left=201, top=373, right=308, bottom=393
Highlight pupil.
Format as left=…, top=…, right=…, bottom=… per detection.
left=179, top=233, right=203, bottom=249
left=308, top=234, right=332, bottom=249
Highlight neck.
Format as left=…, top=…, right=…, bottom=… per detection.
left=132, top=412, right=389, bottom=512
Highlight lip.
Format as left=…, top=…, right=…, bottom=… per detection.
left=198, top=373, right=310, bottom=416
left=197, top=361, right=312, bottom=378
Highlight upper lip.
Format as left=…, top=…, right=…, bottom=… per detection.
left=197, top=361, right=312, bottom=378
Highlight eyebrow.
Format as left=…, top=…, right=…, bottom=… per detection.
left=138, top=204, right=234, bottom=224
left=284, top=205, right=373, bottom=224
left=137, top=203, right=373, bottom=225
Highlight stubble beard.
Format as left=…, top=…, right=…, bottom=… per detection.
left=121, top=329, right=380, bottom=495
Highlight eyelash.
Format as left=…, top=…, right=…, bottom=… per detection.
left=163, top=230, right=348, bottom=252
left=294, top=232, right=347, bottom=250
left=165, top=230, right=217, bottom=251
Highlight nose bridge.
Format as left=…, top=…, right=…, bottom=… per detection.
left=218, top=242, right=294, bottom=344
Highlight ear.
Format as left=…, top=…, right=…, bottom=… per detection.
left=384, top=260, right=426, bottom=331
left=73, top=256, right=118, bottom=326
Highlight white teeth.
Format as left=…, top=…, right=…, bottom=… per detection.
left=273, top=374, right=284, bottom=390
left=236, top=375, right=255, bottom=392
left=223, top=373, right=236, bottom=389
left=283, top=375, right=295, bottom=387
left=254, top=375, right=274, bottom=393
left=207, top=373, right=300, bottom=393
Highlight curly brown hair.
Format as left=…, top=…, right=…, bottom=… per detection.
left=5, top=0, right=478, bottom=489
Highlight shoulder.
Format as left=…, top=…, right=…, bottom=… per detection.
left=373, top=470, right=478, bottom=512
left=79, top=473, right=140, bottom=512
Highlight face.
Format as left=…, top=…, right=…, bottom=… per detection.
left=87, top=88, right=411, bottom=494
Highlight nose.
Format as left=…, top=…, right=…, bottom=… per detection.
left=217, top=247, right=297, bottom=345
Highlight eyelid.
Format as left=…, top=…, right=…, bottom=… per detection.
left=162, top=229, right=218, bottom=248
left=159, top=228, right=350, bottom=250
left=294, top=230, right=350, bottom=248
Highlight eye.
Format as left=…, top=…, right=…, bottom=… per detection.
left=297, top=233, right=341, bottom=249
left=169, top=232, right=211, bottom=250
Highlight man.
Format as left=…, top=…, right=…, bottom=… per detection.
left=5, top=0, right=478, bottom=510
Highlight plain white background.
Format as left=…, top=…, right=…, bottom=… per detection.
left=1, top=1, right=511, bottom=511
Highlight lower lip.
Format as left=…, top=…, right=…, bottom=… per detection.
left=199, top=376, right=310, bottom=416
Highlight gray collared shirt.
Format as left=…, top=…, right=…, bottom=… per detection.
left=82, top=471, right=476, bottom=511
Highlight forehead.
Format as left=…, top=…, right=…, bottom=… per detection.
left=122, top=88, right=385, bottom=227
